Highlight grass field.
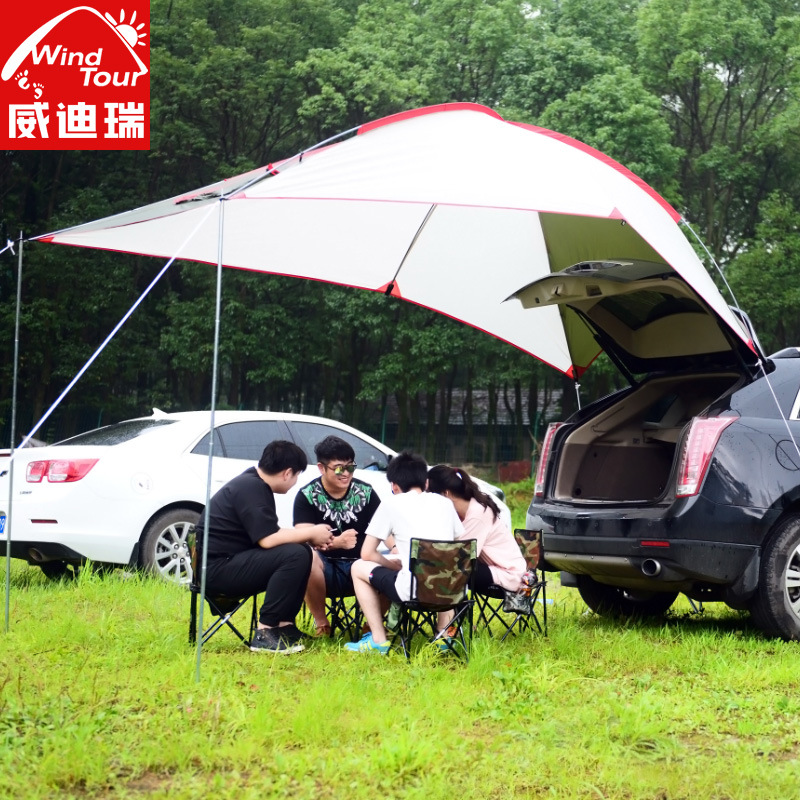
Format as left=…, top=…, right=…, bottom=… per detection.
left=2, top=481, right=799, bottom=799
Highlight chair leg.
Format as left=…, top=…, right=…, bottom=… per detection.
left=499, top=582, right=547, bottom=641
left=474, top=593, right=514, bottom=638
left=189, top=589, right=198, bottom=645
left=249, top=594, right=258, bottom=642
left=392, top=605, right=472, bottom=662
left=327, top=595, right=363, bottom=642
left=201, top=598, right=254, bottom=646
left=436, top=602, right=472, bottom=662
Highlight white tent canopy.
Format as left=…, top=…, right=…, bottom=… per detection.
left=37, top=102, right=753, bottom=378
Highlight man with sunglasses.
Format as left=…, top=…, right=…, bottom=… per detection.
left=293, top=435, right=382, bottom=635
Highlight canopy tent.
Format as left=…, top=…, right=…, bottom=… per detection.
left=34, top=102, right=753, bottom=378
left=6, top=102, right=757, bottom=675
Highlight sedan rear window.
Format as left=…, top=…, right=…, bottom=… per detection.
left=56, top=419, right=176, bottom=446
left=192, top=420, right=290, bottom=459
left=289, top=421, right=389, bottom=470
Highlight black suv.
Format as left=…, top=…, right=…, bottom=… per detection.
left=521, top=260, right=800, bottom=639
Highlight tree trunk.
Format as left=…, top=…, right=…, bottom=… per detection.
left=464, top=370, right=474, bottom=462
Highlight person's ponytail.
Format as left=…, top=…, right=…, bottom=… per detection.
left=428, top=464, right=500, bottom=520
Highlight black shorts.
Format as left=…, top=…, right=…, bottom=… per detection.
left=321, top=554, right=356, bottom=598
left=368, top=565, right=402, bottom=603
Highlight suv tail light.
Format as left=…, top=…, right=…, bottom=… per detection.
left=535, top=422, right=563, bottom=497
left=676, top=416, right=738, bottom=497
left=26, top=459, right=99, bottom=483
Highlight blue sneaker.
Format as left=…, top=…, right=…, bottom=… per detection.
left=344, top=632, right=391, bottom=655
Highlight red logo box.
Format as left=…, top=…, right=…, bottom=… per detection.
left=1, top=1, right=150, bottom=150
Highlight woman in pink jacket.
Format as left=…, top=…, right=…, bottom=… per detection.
left=427, top=465, right=525, bottom=593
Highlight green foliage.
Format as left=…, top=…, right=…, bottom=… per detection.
left=3, top=0, right=800, bottom=457
left=539, top=66, right=683, bottom=201
left=727, top=193, right=800, bottom=351
left=637, top=0, right=800, bottom=260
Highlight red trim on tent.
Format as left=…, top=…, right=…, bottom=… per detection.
left=378, top=281, right=403, bottom=298
left=357, top=103, right=503, bottom=135
left=32, top=236, right=576, bottom=376
left=510, top=122, right=681, bottom=223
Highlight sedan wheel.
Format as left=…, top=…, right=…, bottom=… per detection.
left=751, top=515, right=800, bottom=640
left=141, top=509, right=199, bottom=585
left=577, top=574, right=678, bottom=619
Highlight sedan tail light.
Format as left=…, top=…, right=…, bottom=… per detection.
left=26, top=459, right=99, bottom=483
left=535, top=422, right=563, bottom=497
left=676, top=416, right=738, bottom=497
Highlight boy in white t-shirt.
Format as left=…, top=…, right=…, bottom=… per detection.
left=345, top=451, right=464, bottom=654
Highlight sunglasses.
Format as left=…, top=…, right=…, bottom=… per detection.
left=326, top=463, right=357, bottom=475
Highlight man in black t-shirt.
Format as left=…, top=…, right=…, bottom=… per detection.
left=197, top=440, right=334, bottom=654
left=293, top=436, right=381, bottom=635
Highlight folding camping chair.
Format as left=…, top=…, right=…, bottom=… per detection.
left=390, top=538, right=477, bottom=661
left=326, top=579, right=364, bottom=642
left=188, top=531, right=258, bottom=647
left=473, top=528, right=547, bottom=640
left=298, top=559, right=364, bottom=641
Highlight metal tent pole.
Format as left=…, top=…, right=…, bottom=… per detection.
left=195, top=198, right=225, bottom=682
left=4, top=233, right=22, bottom=634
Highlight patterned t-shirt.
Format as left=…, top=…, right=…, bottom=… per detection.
left=292, top=477, right=381, bottom=559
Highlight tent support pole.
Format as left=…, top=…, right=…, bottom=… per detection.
left=4, top=233, right=22, bottom=634
left=195, top=199, right=226, bottom=682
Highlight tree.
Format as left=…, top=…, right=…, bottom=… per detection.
left=727, top=193, right=800, bottom=352
left=539, top=66, right=682, bottom=201
left=637, top=0, right=800, bottom=262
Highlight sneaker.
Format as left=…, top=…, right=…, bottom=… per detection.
left=281, top=624, right=311, bottom=643
left=249, top=627, right=304, bottom=654
left=343, top=632, right=390, bottom=655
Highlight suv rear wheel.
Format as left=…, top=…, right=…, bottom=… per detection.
left=750, top=515, right=800, bottom=640
left=577, top=575, right=678, bottom=619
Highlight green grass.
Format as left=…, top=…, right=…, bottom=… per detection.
left=501, top=476, right=536, bottom=530
left=3, top=557, right=800, bottom=799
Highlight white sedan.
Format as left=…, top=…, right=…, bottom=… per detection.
left=0, top=409, right=510, bottom=583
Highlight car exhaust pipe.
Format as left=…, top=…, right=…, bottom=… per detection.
left=27, top=548, right=59, bottom=563
left=641, top=558, right=662, bottom=577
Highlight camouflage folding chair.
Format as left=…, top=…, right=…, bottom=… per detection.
left=188, top=531, right=258, bottom=648
left=501, top=529, right=547, bottom=639
left=390, top=538, right=477, bottom=662
left=473, top=529, right=547, bottom=640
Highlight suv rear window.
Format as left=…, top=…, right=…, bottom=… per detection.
left=56, top=419, right=176, bottom=446
left=599, top=292, right=704, bottom=331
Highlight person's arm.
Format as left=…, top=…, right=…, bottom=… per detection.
left=361, top=534, right=402, bottom=570
left=459, top=503, right=486, bottom=554
left=292, top=482, right=351, bottom=549
left=258, top=524, right=333, bottom=550
left=294, top=523, right=356, bottom=550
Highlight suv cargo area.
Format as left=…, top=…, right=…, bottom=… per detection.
left=552, top=372, right=741, bottom=504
